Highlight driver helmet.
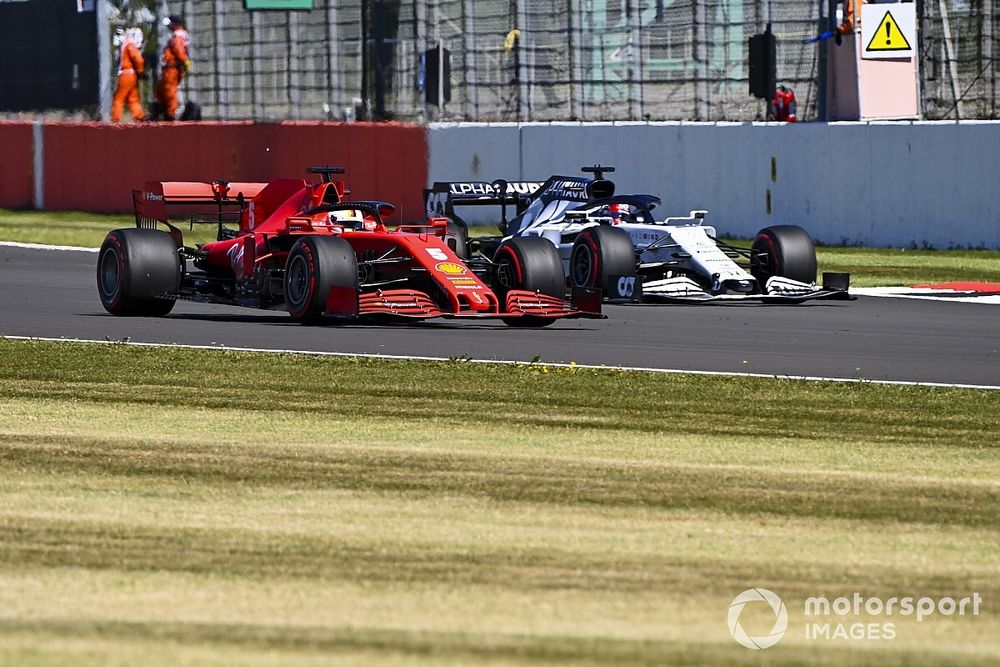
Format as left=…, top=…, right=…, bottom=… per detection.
left=329, top=209, right=365, bottom=227
left=598, top=203, right=630, bottom=224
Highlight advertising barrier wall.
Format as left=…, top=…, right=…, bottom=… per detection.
left=0, top=122, right=34, bottom=209
left=3, top=120, right=997, bottom=249
left=429, top=121, right=1000, bottom=249
left=2, top=122, right=428, bottom=225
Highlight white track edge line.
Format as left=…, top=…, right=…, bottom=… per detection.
left=4, top=334, right=998, bottom=391
left=0, top=241, right=98, bottom=252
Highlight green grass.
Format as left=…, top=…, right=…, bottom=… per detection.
left=0, top=209, right=221, bottom=247
left=0, top=339, right=997, bottom=665
left=814, top=246, right=1000, bottom=287
left=4, top=209, right=1000, bottom=287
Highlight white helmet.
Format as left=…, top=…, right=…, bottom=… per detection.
left=127, top=27, right=143, bottom=48
left=113, top=27, right=125, bottom=47
left=329, top=210, right=365, bottom=226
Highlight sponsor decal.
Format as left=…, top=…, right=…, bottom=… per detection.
left=616, top=276, right=636, bottom=298
left=541, top=178, right=589, bottom=201
left=448, top=278, right=479, bottom=286
left=435, top=262, right=467, bottom=276
left=448, top=182, right=541, bottom=197
left=144, top=192, right=164, bottom=202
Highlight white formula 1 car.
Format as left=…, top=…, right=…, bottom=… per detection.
left=426, top=166, right=851, bottom=303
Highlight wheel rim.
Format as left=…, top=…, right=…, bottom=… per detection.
left=570, top=243, right=594, bottom=287
left=99, top=247, right=121, bottom=300
left=495, top=257, right=516, bottom=290
left=286, top=254, right=311, bottom=308
left=752, top=234, right=780, bottom=282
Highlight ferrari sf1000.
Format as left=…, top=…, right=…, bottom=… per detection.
left=97, top=167, right=602, bottom=326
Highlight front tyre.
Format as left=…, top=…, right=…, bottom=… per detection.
left=569, top=225, right=636, bottom=299
left=97, top=229, right=181, bottom=316
left=494, top=236, right=564, bottom=327
left=750, top=225, right=817, bottom=286
left=284, top=236, right=359, bottom=324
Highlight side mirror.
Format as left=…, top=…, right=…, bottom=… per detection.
left=428, top=217, right=449, bottom=237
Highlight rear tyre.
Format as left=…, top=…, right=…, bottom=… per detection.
left=284, top=236, right=358, bottom=324
left=569, top=225, right=636, bottom=300
left=97, top=228, right=181, bottom=316
left=750, top=225, right=817, bottom=286
left=494, top=236, right=564, bottom=327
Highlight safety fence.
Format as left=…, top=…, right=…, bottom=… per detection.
left=155, top=0, right=1000, bottom=122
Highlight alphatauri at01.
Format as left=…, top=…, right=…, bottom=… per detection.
left=426, top=166, right=851, bottom=303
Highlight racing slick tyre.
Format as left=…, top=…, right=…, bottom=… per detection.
left=494, top=236, right=564, bottom=327
left=569, top=225, right=637, bottom=300
left=284, top=236, right=358, bottom=324
left=750, top=225, right=817, bottom=287
left=97, top=229, right=181, bottom=316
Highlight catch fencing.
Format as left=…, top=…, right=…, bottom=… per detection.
left=164, top=0, right=997, bottom=121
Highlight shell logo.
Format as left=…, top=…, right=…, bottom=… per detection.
left=435, top=262, right=467, bottom=275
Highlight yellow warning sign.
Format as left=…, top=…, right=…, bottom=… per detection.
left=866, top=11, right=912, bottom=52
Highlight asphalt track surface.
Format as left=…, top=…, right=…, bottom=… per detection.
left=1, top=245, right=998, bottom=387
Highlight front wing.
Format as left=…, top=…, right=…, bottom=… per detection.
left=639, top=276, right=854, bottom=304
left=324, top=287, right=604, bottom=321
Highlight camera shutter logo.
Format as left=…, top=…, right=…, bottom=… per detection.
left=728, top=588, right=788, bottom=649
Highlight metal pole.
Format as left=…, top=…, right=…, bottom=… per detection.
left=694, top=0, right=709, bottom=119
left=213, top=0, right=227, bottom=120
left=326, top=1, right=340, bottom=119
left=97, top=0, right=111, bottom=121
left=361, top=0, right=371, bottom=120
left=938, top=0, right=964, bottom=118
left=568, top=0, right=578, bottom=119
left=817, top=0, right=829, bottom=121
left=288, top=11, right=300, bottom=119
left=415, top=0, right=427, bottom=120
left=516, top=0, right=529, bottom=121
left=374, top=0, right=386, bottom=120
left=985, top=0, right=994, bottom=117
left=437, top=39, right=444, bottom=110
left=631, top=0, right=643, bottom=119
left=462, top=0, right=477, bottom=120
left=250, top=10, right=262, bottom=119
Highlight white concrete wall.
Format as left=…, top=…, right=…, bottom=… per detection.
left=429, top=121, right=1000, bottom=249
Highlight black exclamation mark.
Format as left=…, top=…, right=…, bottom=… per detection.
left=885, top=22, right=892, bottom=46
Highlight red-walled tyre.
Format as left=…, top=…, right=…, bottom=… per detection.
left=750, top=225, right=817, bottom=287
left=284, top=236, right=358, bottom=324
left=569, top=225, right=636, bottom=300
left=97, top=229, right=181, bottom=316
left=494, top=236, right=564, bottom=327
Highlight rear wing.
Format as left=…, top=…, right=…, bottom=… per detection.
left=132, top=180, right=271, bottom=246
left=424, top=180, right=543, bottom=215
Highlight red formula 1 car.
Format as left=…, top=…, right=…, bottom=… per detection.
left=97, top=167, right=601, bottom=326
